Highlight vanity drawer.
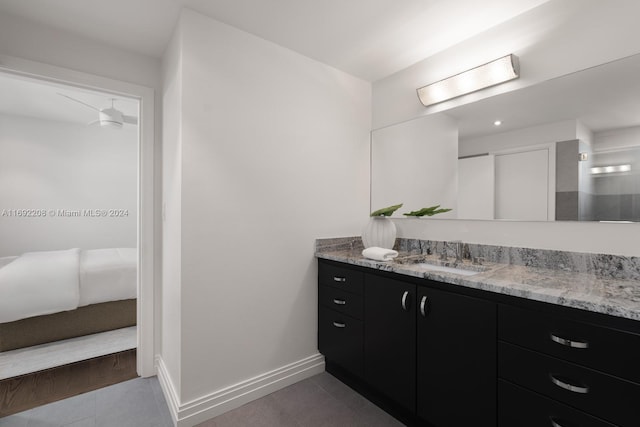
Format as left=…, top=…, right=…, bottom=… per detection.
left=499, top=379, right=617, bottom=427
left=318, top=262, right=363, bottom=295
left=498, top=304, right=640, bottom=383
left=319, top=285, right=363, bottom=319
left=318, top=306, right=363, bottom=377
left=499, top=342, right=640, bottom=427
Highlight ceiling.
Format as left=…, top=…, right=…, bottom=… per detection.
left=0, top=1, right=635, bottom=136
left=0, top=72, right=138, bottom=126
left=0, top=0, right=550, bottom=82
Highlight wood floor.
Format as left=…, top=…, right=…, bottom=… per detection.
left=0, top=349, right=137, bottom=417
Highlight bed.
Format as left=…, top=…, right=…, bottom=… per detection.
left=0, top=248, right=137, bottom=352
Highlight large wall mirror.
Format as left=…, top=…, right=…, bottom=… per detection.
left=372, top=53, right=640, bottom=222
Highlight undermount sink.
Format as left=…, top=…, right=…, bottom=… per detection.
left=415, top=262, right=484, bottom=276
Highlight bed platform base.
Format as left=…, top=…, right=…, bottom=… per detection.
left=0, top=299, right=136, bottom=352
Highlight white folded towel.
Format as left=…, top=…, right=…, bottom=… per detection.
left=362, top=247, right=399, bottom=261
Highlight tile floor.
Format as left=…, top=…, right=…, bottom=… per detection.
left=196, top=372, right=403, bottom=427
left=0, top=372, right=404, bottom=427
left=0, top=376, right=171, bottom=427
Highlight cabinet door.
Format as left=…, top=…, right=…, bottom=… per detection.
left=318, top=306, right=363, bottom=377
left=364, top=274, right=416, bottom=412
left=498, top=380, right=616, bottom=427
left=499, top=304, right=640, bottom=384
left=417, top=287, right=496, bottom=426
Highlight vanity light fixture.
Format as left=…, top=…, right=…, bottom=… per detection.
left=590, top=164, right=631, bottom=174
left=417, top=54, right=520, bottom=107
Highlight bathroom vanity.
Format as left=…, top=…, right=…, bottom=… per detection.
left=316, top=238, right=640, bottom=427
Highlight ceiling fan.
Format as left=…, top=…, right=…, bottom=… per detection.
left=58, top=93, right=138, bottom=129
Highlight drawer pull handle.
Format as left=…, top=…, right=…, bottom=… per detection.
left=550, top=334, right=589, bottom=349
left=550, top=374, right=589, bottom=394
left=401, top=291, right=409, bottom=311
left=549, top=418, right=569, bottom=427
left=333, top=276, right=347, bottom=283
left=333, top=299, right=346, bottom=305
left=420, top=295, right=428, bottom=317
left=332, top=321, right=346, bottom=328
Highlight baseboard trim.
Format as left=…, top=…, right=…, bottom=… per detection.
left=156, top=353, right=325, bottom=427
left=155, top=356, right=181, bottom=426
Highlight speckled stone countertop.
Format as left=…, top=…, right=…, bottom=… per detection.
left=316, top=237, right=640, bottom=321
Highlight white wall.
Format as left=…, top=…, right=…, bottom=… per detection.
left=161, top=17, right=183, bottom=399
left=0, top=12, right=160, bottom=90
left=161, top=8, right=371, bottom=421
left=0, top=113, right=137, bottom=257
left=375, top=0, right=640, bottom=256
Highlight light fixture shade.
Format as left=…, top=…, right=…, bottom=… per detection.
left=417, top=54, right=520, bottom=107
left=591, top=164, right=631, bottom=174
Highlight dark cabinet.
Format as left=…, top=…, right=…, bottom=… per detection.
left=317, top=259, right=640, bottom=427
left=364, top=273, right=416, bottom=411
left=499, top=380, right=617, bottom=427
left=416, top=286, right=496, bottom=427
left=318, top=260, right=496, bottom=427
left=318, top=306, right=363, bottom=377
left=499, top=304, right=640, bottom=383
left=498, top=304, right=640, bottom=427
left=318, top=262, right=364, bottom=377
left=318, top=261, right=363, bottom=294
left=319, top=285, right=364, bottom=319
left=500, top=341, right=639, bottom=427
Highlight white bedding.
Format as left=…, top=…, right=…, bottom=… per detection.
left=0, top=248, right=136, bottom=323
left=0, top=256, right=17, bottom=269
left=79, top=248, right=137, bottom=307
left=0, top=249, right=80, bottom=323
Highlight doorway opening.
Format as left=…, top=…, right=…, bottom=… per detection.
left=0, top=72, right=139, bottom=381
left=0, top=56, right=155, bottom=412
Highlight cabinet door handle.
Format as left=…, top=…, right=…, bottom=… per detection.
left=550, top=334, right=589, bottom=349
left=332, top=321, right=346, bottom=328
left=401, top=291, right=409, bottom=311
left=549, top=417, right=569, bottom=427
left=420, top=296, right=428, bottom=317
left=549, top=374, right=589, bottom=394
left=333, top=299, right=346, bottom=305
left=333, top=276, right=346, bottom=283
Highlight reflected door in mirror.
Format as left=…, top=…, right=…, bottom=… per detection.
left=458, top=155, right=495, bottom=220
left=495, top=149, right=550, bottom=221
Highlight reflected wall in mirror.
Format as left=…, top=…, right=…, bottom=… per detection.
left=371, top=114, right=458, bottom=218
left=371, top=53, right=640, bottom=222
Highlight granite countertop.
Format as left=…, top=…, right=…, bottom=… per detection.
left=316, top=245, right=640, bottom=322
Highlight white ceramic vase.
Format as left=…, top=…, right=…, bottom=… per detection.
left=362, top=216, right=397, bottom=249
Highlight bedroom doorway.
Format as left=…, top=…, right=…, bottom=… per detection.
left=0, top=56, right=155, bottom=388
left=0, top=71, right=139, bottom=381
